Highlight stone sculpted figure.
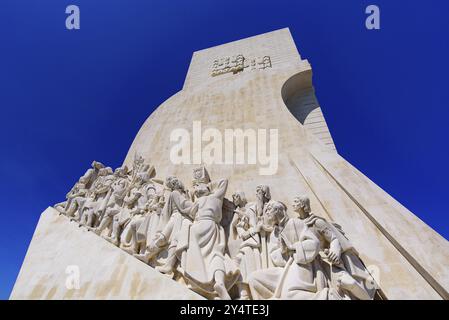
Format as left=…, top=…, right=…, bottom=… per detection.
left=77, top=190, right=97, bottom=225
left=175, top=167, right=240, bottom=300
left=133, top=188, right=166, bottom=263
left=231, top=191, right=262, bottom=300
left=94, top=166, right=129, bottom=243
left=119, top=174, right=158, bottom=252
left=149, top=176, right=193, bottom=276
left=293, top=195, right=377, bottom=300
left=246, top=185, right=272, bottom=268
left=247, top=185, right=271, bottom=218
left=57, top=180, right=88, bottom=218
left=61, top=162, right=107, bottom=220
left=79, top=166, right=114, bottom=227
left=107, top=155, right=158, bottom=248
left=79, top=161, right=105, bottom=190
left=248, top=200, right=329, bottom=300
left=108, top=175, right=143, bottom=247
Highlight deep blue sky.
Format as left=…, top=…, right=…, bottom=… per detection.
left=1, top=0, right=448, bottom=299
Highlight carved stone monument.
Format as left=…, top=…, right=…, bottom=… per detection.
left=10, top=28, right=449, bottom=300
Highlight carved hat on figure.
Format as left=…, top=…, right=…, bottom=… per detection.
left=165, top=175, right=185, bottom=191
left=192, top=167, right=214, bottom=199
left=192, top=166, right=211, bottom=185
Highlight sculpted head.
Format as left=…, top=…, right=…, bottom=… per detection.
left=114, top=166, right=128, bottom=178
left=165, top=176, right=184, bottom=192
left=138, top=172, right=151, bottom=185
left=265, top=200, right=287, bottom=226
left=76, top=179, right=87, bottom=189
left=232, top=191, right=247, bottom=208
left=292, top=195, right=311, bottom=219
left=134, top=175, right=144, bottom=187
left=92, top=161, right=105, bottom=170
left=87, top=189, right=96, bottom=199
left=98, top=167, right=112, bottom=176
left=113, top=167, right=122, bottom=176
left=256, top=185, right=271, bottom=203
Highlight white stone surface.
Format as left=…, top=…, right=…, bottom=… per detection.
left=10, top=207, right=204, bottom=299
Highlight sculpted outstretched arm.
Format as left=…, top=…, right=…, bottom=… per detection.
left=79, top=168, right=93, bottom=184
left=315, top=219, right=342, bottom=264
left=210, top=179, right=228, bottom=200
left=171, top=190, right=195, bottom=219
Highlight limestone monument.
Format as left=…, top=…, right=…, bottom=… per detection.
left=10, top=28, right=449, bottom=300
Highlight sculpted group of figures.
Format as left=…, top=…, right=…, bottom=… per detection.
left=55, top=155, right=378, bottom=300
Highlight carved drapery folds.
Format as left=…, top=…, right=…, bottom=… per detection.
left=55, top=157, right=378, bottom=300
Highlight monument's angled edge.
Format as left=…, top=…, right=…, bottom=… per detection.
left=12, top=28, right=449, bottom=300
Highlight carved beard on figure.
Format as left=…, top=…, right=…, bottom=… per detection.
left=255, top=197, right=264, bottom=217
left=255, top=190, right=269, bottom=218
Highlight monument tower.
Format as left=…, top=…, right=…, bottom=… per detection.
left=11, top=28, right=449, bottom=300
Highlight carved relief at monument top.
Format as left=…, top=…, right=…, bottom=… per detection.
left=211, top=55, right=272, bottom=77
